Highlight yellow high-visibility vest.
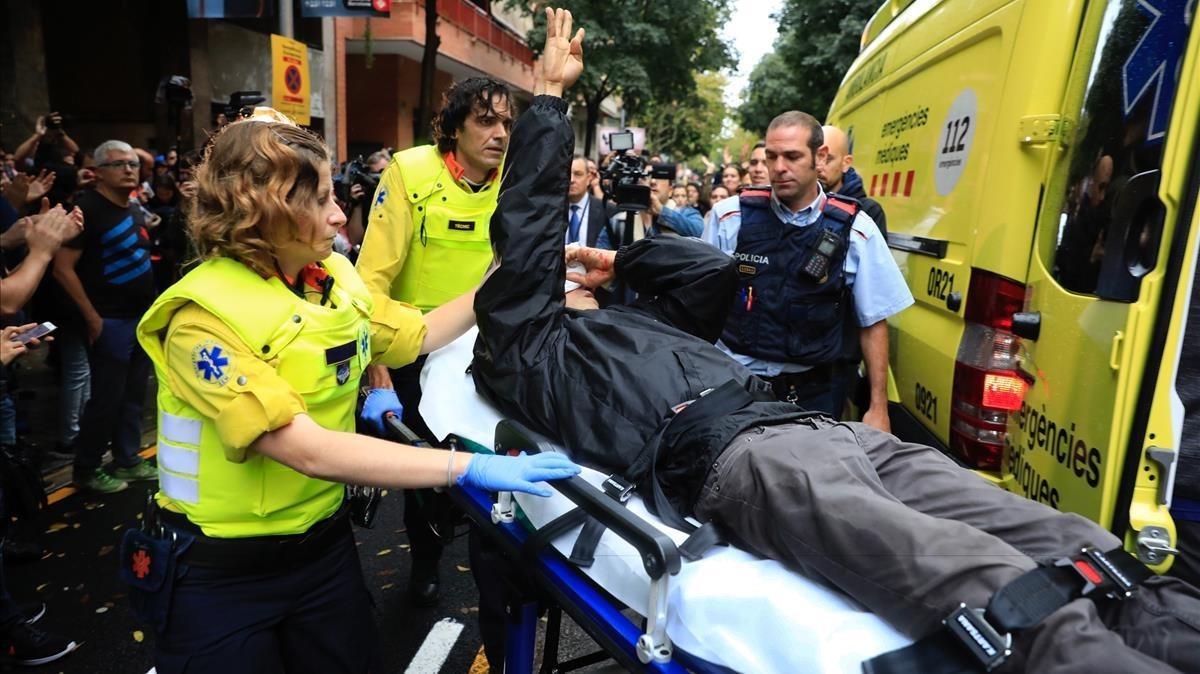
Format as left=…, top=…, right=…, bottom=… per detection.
left=137, top=253, right=371, bottom=537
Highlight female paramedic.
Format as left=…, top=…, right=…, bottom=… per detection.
left=131, top=107, right=579, bottom=673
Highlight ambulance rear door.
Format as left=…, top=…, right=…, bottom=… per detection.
left=1011, top=0, right=1196, bottom=569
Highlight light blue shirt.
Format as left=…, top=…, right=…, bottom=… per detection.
left=703, top=188, right=914, bottom=376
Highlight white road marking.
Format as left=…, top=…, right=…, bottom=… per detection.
left=404, top=617, right=465, bottom=673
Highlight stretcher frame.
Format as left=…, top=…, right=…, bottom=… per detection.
left=399, top=416, right=733, bottom=673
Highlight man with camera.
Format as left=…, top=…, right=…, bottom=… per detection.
left=355, top=76, right=513, bottom=606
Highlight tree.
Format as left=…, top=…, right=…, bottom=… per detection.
left=737, top=0, right=876, bottom=134
left=637, top=71, right=729, bottom=160
left=414, top=0, right=441, bottom=145
left=509, top=0, right=735, bottom=155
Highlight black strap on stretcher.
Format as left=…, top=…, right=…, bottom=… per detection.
left=862, top=546, right=1153, bottom=674
left=566, top=379, right=771, bottom=567
left=495, top=419, right=682, bottom=581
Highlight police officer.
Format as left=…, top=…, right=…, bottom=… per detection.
left=356, top=76, right=512, bottom=605
left=132, top=109, right=578, bottom=672
left=703, top=111, right=913, bottom=431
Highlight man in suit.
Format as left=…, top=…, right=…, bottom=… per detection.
left=565, top=155, right=614, bottom=248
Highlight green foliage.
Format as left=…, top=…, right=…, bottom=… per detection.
left=636, top=71, right=729, bottom=160
left=508, top=0, right=735, bottom=154
left=737, top=0, right=877, bottom=134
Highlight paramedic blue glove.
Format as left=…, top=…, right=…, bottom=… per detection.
left=458, top=452, right=582, bottom=497
left=360, top=388, right=403, bottom=436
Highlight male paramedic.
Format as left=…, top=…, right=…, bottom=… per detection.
left=703, top=113, right=910, bottom=428
left=356, top=75, right=513, bottom=606
left=471, top=9, right=1200, bottom=672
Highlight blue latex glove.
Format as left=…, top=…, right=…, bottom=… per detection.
left=458, top=452, right=582, bottom=497
left=360, top=388, right=402, bottom=436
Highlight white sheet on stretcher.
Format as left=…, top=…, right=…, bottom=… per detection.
left=420, top=329, right=912, bottom=673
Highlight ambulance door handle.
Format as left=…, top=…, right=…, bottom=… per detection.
left=1011, top=312, right=1040, bottom=340
left=1109, top=331, right=1124, bottom=370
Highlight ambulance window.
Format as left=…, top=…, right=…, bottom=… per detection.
left=1049, top=0, right=1189, bottom=298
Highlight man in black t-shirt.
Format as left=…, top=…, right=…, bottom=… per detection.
left=52, top=140, right=157, bottom=493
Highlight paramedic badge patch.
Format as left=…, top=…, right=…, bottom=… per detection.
left=192, top=341, right=232, bottom=386
left=336, top=361, right=351, bottom=385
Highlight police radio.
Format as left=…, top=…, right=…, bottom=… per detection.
left=801, top=230, right=843, bottom=281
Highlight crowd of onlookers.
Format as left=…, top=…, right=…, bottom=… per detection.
left=0, top=99, right=881, bottom=665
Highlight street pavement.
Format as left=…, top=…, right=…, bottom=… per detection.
left=7, top=480, right=617, bottom=673
left=4, top=351, right=614, bottom=673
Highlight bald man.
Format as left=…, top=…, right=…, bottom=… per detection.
left=819, top=125, right=892, bottom=415
left=818, top=125, right=887, bottom=236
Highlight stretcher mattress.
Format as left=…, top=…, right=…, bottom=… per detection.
left=420, top=330, right=912, bottom=673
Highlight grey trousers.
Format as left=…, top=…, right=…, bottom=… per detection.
left=693, top=419, right=1200, bottom=673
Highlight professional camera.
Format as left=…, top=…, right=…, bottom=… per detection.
left=335, top=155, right=382, bottom=212
left=225, top=90, right=266, bottom=120
left=600, top=152, right=651, bottom=211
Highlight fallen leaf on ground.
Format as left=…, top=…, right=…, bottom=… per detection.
left=45, top=523, right=68, bottom=534
left=95, top=607, right=108, bottom=614
left=98, top=545, right=114, bottom=557
left=36, top=584, right=47, bottom=593
left=456, top=565, right=470, bottom=572
left=380, top=583, right=395, bottom=590
left=375, top=549, right=392, bottom=556
left=132, top=631, right=144, bottom=643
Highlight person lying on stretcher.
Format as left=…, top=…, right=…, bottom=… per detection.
left=468, top=8, right=1200, bottom=673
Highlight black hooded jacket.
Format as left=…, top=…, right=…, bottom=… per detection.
left=472, top=96, right=801, bottom=513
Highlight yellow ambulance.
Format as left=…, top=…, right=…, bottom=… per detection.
left=827, top=0, right=1199, bottom=575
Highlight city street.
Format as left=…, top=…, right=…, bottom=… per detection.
left=9, top=470, right=610, bottom=673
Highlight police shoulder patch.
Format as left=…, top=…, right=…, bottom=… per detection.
left=192, top=340, right=233, bottom=386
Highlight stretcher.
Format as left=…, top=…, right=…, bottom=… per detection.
left=418, top=330, right=913, bottom=673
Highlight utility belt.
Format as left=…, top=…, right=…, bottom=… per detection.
left=761, top=364, right=834, bottom=403
left=864, top=545, right=1153, bottom=673
left=157, top=502, right=352, bottom=573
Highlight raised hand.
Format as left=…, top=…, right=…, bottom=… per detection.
left=26, top=205, right=83, bottom=258
left=25, top=169, right=55, bottom=204
left=537, top=7, right=585, bottom=97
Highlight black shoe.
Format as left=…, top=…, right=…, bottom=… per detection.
left=0, top=622, right=78, bottom=666
left=408, top=559, right=441, bottom=607
left=1, top=540, right=43, bottom=565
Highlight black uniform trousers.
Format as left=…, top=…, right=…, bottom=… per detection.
left=388, top=357, right=445, bottom=567
left=153, top=529, right=379, bottom=673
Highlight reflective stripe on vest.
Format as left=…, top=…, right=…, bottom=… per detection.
left=720, top=192, right=856, bottom=366
left=137, top=253, right=372, bottom=537
left=389, top=145, right=498, bottom=311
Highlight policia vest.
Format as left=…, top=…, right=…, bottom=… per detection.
left=720, top=189, right=859, bottom=366
left=390, top=145, right=498, bottom=312
left=136, top=253, right=372, bottom=538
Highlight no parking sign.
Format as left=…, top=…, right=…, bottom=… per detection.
left=271, top=34, right=311, bottom=125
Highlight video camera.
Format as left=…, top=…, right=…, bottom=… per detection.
left=335, top=155, right=382, bottom=208
left=225, top=90, right=266, bottom=120
left=600, top=130, right=679, bottom=211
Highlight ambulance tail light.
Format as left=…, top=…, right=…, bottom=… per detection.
left=951, top=270, right=1029, bottom=470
